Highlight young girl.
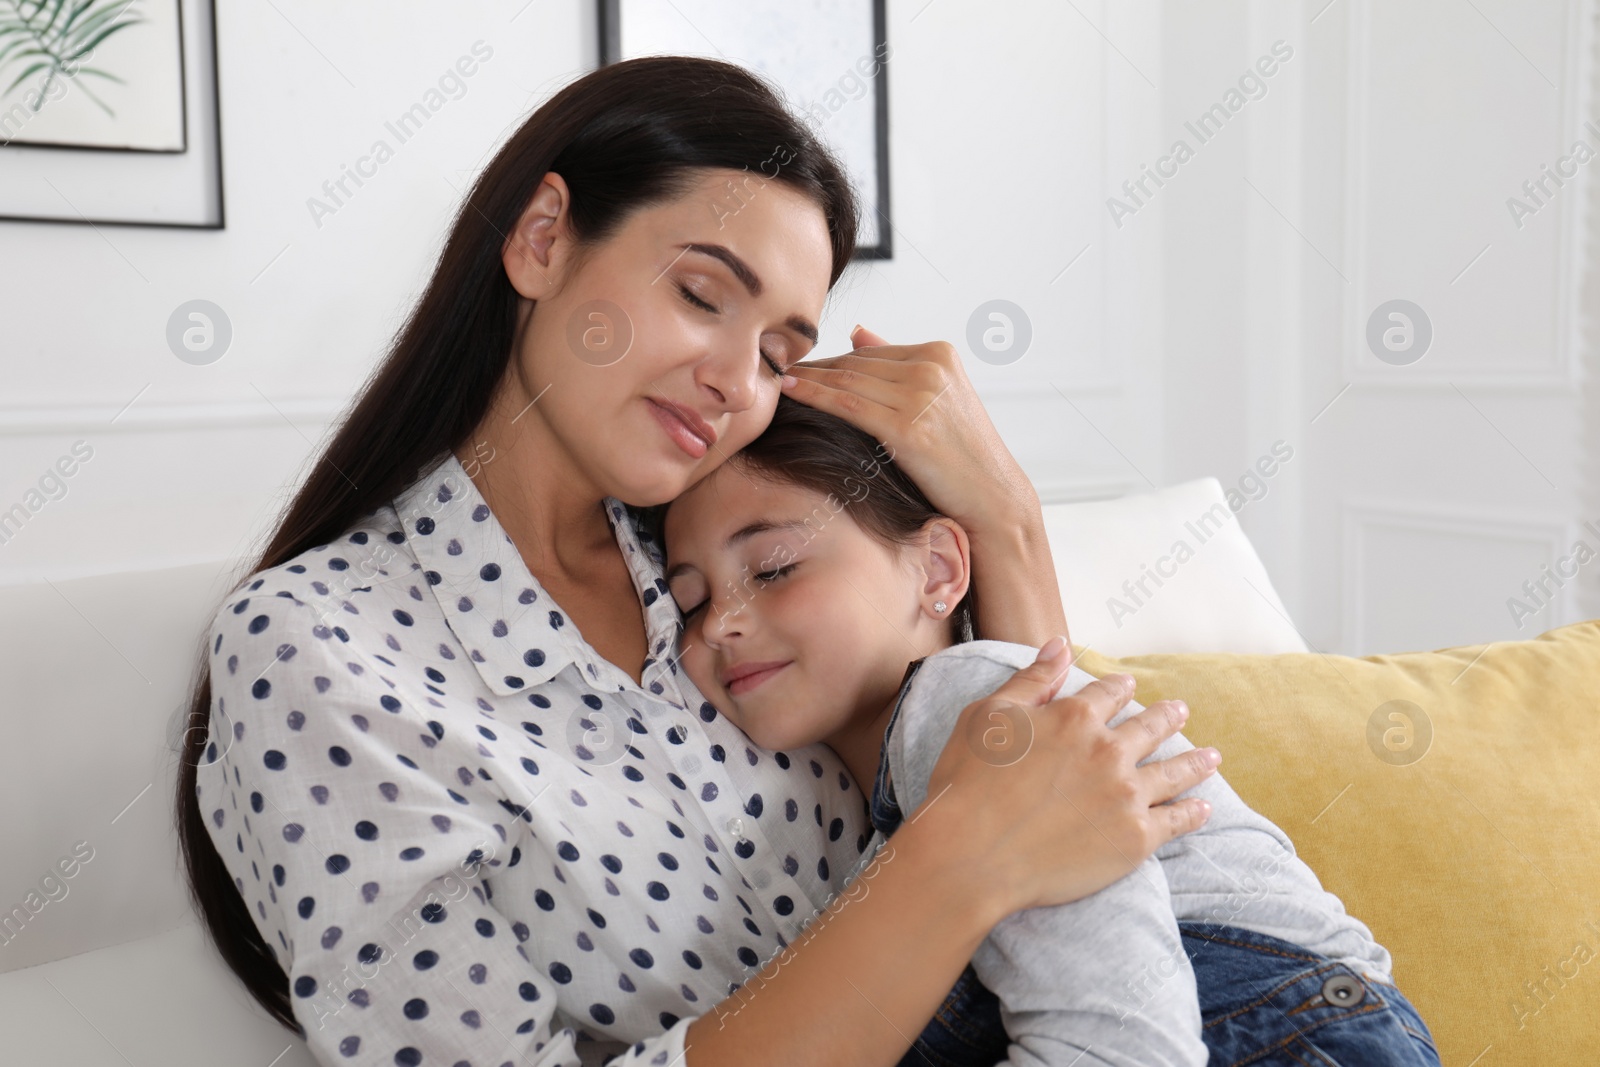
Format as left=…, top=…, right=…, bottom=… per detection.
left=660, top=395, right=1442, bottom=1067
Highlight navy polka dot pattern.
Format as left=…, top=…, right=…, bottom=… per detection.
left=196, top=452, right=873, bottom=1066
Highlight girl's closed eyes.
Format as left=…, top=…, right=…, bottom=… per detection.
left=677, top=562, right=798, bottom=619
left=660, top=394, right=973, bottom=794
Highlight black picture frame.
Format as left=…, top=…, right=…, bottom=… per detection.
left=0, top=0, right=225, bottom=229
left=597, top=0, right=890, bottom=260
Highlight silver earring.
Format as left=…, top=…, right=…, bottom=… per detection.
left=933, top=600, right=947, bottom=614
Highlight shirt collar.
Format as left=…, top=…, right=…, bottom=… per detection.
left=394, top=451, right=685, bottom=700
left=867, top=656, right=928, bottom=835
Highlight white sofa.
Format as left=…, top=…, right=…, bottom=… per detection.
left=0, top=476, right=1303, bottom=1065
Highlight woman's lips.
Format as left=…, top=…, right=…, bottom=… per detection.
left=727, top=661, right=791, bottom=696
left=646, top=398, right=710, bottom=460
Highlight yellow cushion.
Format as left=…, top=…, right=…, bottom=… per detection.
left=1070, top=620, right=1600, bottom=1067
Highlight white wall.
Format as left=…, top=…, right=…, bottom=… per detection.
left=1156, top=0, right=1597, bottom=655
left=3, top=0, right=1596, bottom=655
left=1, top=2, right=595, bottom=585
left=0, top=0, right=1159, bottom=586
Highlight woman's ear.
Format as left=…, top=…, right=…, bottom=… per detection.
left=914, top=517, right=971, bottom=619
left=502, top=171, right=575, bottom=300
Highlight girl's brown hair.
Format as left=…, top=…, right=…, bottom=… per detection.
left=174, top=55, right=861, bottom=1036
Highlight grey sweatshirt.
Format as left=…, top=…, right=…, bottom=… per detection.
left=842, top=639, right=1394, bottom=1067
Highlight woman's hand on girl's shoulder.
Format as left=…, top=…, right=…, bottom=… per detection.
left=911, top=636, right=1219, bottom=922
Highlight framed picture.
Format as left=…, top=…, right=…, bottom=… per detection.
left=598, top=0, right=891, bottom=260
left=0, top=0, right=224, bottom=228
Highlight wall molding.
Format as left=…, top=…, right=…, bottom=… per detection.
left=1323, top=378, right=1582, bottom=394
left=0, top=396, right=348, bottom=436
left=1341, top=0, right=1589, bottom=390
left=1582, top=0, right=1600, bottom=623
left=1340, top=496, right=1579, bottom=653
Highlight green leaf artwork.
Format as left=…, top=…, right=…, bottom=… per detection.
left=0, top=0, right=146, bottom=116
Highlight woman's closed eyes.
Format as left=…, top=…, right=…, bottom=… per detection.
left=673, top=280, right=787, bottom=377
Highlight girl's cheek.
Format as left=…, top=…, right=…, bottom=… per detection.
left=773, top=578, right=817, bottom=620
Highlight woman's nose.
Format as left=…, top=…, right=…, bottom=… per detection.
left=696, top=341, right=762, bottom=410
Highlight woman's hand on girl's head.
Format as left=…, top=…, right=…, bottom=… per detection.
left=778, top=325, right=1038, bottom=536
left=912, top=637, right=1219, bottom=921
left=779, top=324, right=1073, bottom=647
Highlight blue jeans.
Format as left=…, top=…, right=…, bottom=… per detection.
left=894, top=923, right=1442, bottom=1067
left=870, top=737, right=1441, bottom=1066
left=1176, top=921, right=1441, bottom=1066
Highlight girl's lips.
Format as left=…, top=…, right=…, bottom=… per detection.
left=646, top=398, right=710, bottom=460
left=727, top=661, right=791, bottom=696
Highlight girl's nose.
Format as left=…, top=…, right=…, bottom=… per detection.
left=703, top=594, right=747, bottom=645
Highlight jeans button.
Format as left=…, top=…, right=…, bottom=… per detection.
left=1322, top=973, right=1366, bottom=1007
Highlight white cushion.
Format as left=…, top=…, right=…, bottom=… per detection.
left=0, top=922, right=319, bottom=1066
left=1040, top=477, right=1309, bottom=656
left=0, top=558, right=244, bottom=975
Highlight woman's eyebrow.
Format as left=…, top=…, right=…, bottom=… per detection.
left=663, top=518, right=810, bottom=582
left=673, top=242, right=819, bottom=346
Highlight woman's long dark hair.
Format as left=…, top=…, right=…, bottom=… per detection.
left=718, top=394, right=980, bottom=644
left=174, top=55, right=861, bottom=1035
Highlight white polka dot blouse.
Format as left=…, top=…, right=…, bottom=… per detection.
left=196, top=450, right=874, bottom=1067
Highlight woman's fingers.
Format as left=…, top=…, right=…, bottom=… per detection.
left=1156, top=797, right=1215, bottom=843
left=925, top=650, right=1219, bottom=915
left=1107, top=694, right=1223, bottom=799
left=781, top=328, right=952, bottom=423
left=1047, top=679, right=1221, bottom=848
left=850, top=324, right=892, bottom=348
left=796, top=324, right=908, bottom=370
left=782, top=355, right=913, bottom=413
left=788, top=351, right=914, bottom=377
left=1114, top=696, right=1189, bottom=757
left=789, top=352, right=953, bottom=407
left=777, top=367, right=901, bottom=430
left=1065, top=671, right=1140, bottom=724
left=969, top=637, right=1074, bottom=717
left=1140, top=742, right=1222, bottom=803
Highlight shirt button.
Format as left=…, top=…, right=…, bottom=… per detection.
left=726, top=816, right=745, bottom=839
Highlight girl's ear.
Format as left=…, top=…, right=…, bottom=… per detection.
left=914, top=517, right=971, bottom=618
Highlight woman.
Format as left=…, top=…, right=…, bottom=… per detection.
left=175, top=55, right=1218, bottom=1067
